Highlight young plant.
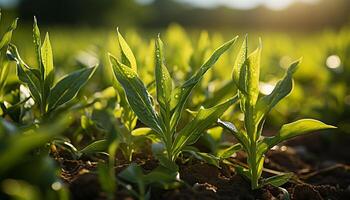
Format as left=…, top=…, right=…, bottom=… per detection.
left=8, top=17, right=97, bottom=119
left=219, top=36, right=336, bottom=189
left=0, top=13, right=17, bottom=100
left=110, top=30, right=238, bottom=170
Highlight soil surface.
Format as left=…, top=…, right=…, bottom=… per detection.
left=54, top=133, right=350, bottom=200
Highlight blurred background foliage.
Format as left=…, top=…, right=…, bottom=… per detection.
left=0, top=0, right=350, bottom=199
left=0, top=0, right=348, bottom=131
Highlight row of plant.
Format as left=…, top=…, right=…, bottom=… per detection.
left=0, top=15, right=337, bottom=200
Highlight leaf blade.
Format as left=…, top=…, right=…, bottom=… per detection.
left=170, top=37, right=238, bottom=130
left=255, top=59, right=301, bottom=123
left=110, top=54, right=163, bottom=134
left=155, top=35, right=172, bottom=109
left=172, top=96, right=238, bottom=155
left=48, top=66, right=97, bottom=111
left=41, top=32, right=54, bottom=86
left=117, top=29, right=137, bottom=72
left=259, top=119, right=336, bottom=155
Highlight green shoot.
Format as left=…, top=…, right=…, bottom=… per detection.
left=110, top=30, right=238, bottom=171
left=8, top=17, right=97, bottom=119
left=219, top=36, right=336, bottom=189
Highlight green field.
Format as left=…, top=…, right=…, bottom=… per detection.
left=1, top=14, right=350, bottom=199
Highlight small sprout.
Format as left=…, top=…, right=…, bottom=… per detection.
left=8, top=18, right=98, bottom=118
left=219, top=36, right=336, bottom=189
left=110, top=30, right=239, bottom=171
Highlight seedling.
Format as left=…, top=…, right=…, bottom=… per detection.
left=110, top=30, right=238, bottom=170
left=219, top=36, right=336, bottom=189
left=8, top=17, right=97, bottom=119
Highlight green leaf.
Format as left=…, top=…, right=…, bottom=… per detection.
left=155, top=35, right=172, bottom=110
left=132, top=127, right=160, bottom=141
left=152, top=143, right=179, bottom=171
left=255, top=59, right=301, bottom=123
left=246, top=42, right=261, bottom=106
left=0, top=18, right=18, bottom=49
left=217, top=143, right=242, bottom=159
left=261, top=173, right=293, bottom=187
left=110, top=55, right=163, bottom=134
left=33, top=16, right=44, bottom=78
left=235, top=165, right=251, bottom=179
left=80, top=139, right=108, bottom=155
left=184, top=147, right=220, bottom=167
left=259, top=119, right=336, bottom=155
left=232, top=35, right=248, bottom=93
left=8, top=44, right=42, bottom=104
left=131, top=127, right=153, bottom=136
left=172, top=96, right=238, bottom=155
left=217, top=119, right=249, bottom=150
left=97, top=163, right=116, bottom=195
left=48, top=66, right=97, bottom=111
left=118, top=163, right=148, bottom=198
left=0, top=117, right=70, bottom=174
left=117, top=28, right=137, bottom=72
left=119, top=163, right=144, bottom=184
left=170, top=37, right=238, bottom=130
left=0, top=18, right=17, bottom=96
left=143, top=166, right=180, bottom=189
left=41, top=32, right=54, bottom=87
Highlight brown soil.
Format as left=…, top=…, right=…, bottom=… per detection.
left=54, top=134, right=350, bottom=200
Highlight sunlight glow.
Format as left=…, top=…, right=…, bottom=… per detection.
left=326, top=55, right=341, bottom=69
left=259, top=82, right=275, bottom=95
left=176, top=0, right=320, bottom=10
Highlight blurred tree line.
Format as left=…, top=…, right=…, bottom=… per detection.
left=16, top=0, right=147, bottom=26
left=4, top=0, right=350, bottom=30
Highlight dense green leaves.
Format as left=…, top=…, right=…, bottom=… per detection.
left=48, top=66, right=97, bottom=111
left=110, top=31, right=238, bottom=170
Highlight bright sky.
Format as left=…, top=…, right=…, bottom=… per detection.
left=138, top=0, right=319, bottom=10
left=1, top=0, right=320, bottom=10
left=179, top=0, right=320, bottom=10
